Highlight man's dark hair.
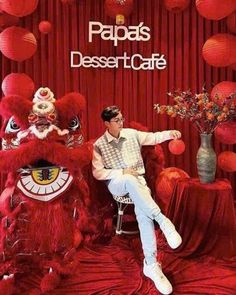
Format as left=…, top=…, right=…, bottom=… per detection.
left=101, top=105, right=120, bottom=122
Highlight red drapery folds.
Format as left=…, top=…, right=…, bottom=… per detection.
left=0, top=1, right=236, bottom=293
left=167, top=178, right=236, bottom=259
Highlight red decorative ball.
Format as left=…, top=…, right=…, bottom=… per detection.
left=39, top=21, right=52, bottom=34
left=218, top=151, right=236, bottom=172
left=211, top=81, right=236, bottom=105
left=156, top=167, right=189, bottom=213
left=105, top=0, right=134, bottom=18
left=0, top=13, right=19, bottom=31
left=202, top=33, right=236, bottom=67
left=164, top=0, right=190, bottom=13
left=0, top=26, right=37, bottom=62
left=226, top=12, right=236, bottom=34
left=1, top=73, right=35, bottom=99
left=196, top=0, right=236, bottom=20
left=215, top=121, right=236, bottom=145
left=168, top=139, right=186, bottom=155
left=1, top=0, right=39, bottom=17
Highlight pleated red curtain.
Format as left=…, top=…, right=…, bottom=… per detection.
left=0, top=0, right=235, bottom=193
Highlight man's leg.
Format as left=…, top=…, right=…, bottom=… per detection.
left=134, top=205, right=157, bottom=264
left=134, top=206, right=173, bottom=294
left=109, top=176, right=174, bottom=295
left=108, top=174, right=161, bottom=220
left=108, top=174, right=182, bottom=250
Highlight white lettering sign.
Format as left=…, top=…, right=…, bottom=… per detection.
left=70, top=51, right=167, bottom=71
left=89, top=21, right=150, bottom=46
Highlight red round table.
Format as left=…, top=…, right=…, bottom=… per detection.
left=167, top=178, right=236, bottom=259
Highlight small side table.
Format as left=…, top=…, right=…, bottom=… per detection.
left=167, top=178, right=236, bottom=259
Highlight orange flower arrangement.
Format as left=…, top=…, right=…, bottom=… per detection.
left=154, top=88, right=236, bottom=134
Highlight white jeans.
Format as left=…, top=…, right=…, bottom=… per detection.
left=108, top=174, right=161, bottom=262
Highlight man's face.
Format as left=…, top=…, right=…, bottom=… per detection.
left=105, top=112, right=125, bottom=134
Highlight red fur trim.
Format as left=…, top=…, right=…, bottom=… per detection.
left=25, top=199, right=75, bottom=253
left=0, top=95, right=32, bottom=130
left=40, top=271, right=61, bottom=293
left=0, top=277, right=15, bottom=295
left=0, top=139, right=92, bottom=174
left=74, top=230, right=83, bottom=248
left=55, top=92, right=86, bottom=129
left=0, top=186, right=14, bottom=215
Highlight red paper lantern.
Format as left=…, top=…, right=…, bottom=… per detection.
left=0, top=26, right=37, bottom=62
left=156, top=167, right=189, bottom=213
left=226, top=12, right=236, bottom=34
left=215, top=121, right=236, bottom=145
left=1, top=73, right=35, bottom=99
left=168, top=139, right=186, bottom=155
left=202, top=34, right=236, bottom=67
left=105, top=0, right=134, bottom=24
left=1, top=0, right=39, bottom=17
left=196, top=0, right=236, bottom=20
left=211, top=81, right=236, bottom=105
left=0, top=12, right=19, bottom=31
left=39, top=21, right=52, bottom=34
left=218, top=151, right=236, bottom=172
left=164, top=0, right=190, bottom=13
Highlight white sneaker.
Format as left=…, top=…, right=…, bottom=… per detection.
left=160, top=217, right=182, bottom=249
left=143, top=260, right=173, bottom=295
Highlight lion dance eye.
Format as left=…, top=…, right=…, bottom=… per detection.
left=5, top=117, right=21, bottom=133
left=68, top=116, right=80, bottom=131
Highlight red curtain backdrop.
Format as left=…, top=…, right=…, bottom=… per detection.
left=0, top=0, right=235, bottom=194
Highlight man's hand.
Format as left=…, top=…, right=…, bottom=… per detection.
left=170, top=130, right=181, bottom=139
left=123, top=168, right=139, bottom=176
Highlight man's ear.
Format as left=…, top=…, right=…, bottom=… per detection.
left=104, top=121, right=110, bottom=128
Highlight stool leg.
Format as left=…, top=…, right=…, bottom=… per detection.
left=116, top=202, right=124, bottom=235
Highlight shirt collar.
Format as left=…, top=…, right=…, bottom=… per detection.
left=105, top=129, right=127, bottom=143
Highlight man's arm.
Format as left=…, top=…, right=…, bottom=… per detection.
left=92, top=145, right=123, bottom=180
left=137, top=130, right=181, bottom=146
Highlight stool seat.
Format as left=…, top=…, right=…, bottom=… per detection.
left=112, top=193, right=139, bottom=235
left=112, top=193, right=133, bottom=204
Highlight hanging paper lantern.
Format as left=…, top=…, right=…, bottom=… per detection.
left=168, top=139, right=186, bottom=155
left=164, top=0, right=190, bottom=13
left=218, top=151, right=236, bottom=172
left=0, top=26, right=37, bottom=62
left=202, top=34, right=236, bottom=67
left=0, top=0, right=39, bottom=17
left=196, top=0, right=236, bottom=20
left=1, top=73, right=35, bottom=99
left=156, top=167, right=190, bottom=213
left=0, top=12, right=19, bottom=31
left=226, top=12, right=236, bottom=34
left=105, top=0, right=134, bottom=25
left=215, top=121, right=236, bottom=145
left=39, top=21, right=52, bottom=34
left=211, top=81, right=236, bottom=105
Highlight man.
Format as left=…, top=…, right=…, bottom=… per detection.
left=92, top=105, right=182, bottom=295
